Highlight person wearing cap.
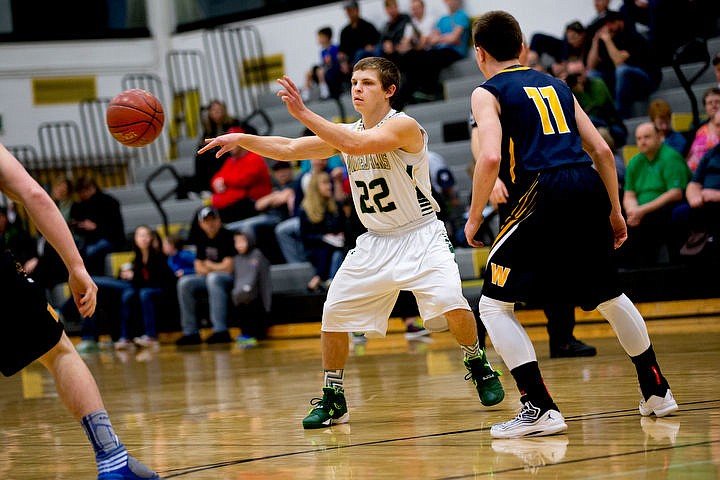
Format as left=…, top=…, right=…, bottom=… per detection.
left=209, top=126, right=272, bottom=224
left=199, top=56, right=505, bottom=430
left=586, top=10, right=661, bottom=119
left=175, top=206, right=236, bottom=345
left=338, top=0, right=380, bottom=73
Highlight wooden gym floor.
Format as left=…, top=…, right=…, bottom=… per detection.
left=1, top=299, right=719, bottom=479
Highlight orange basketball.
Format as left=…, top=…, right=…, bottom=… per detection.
left=106, top=89, right=164, bottom=147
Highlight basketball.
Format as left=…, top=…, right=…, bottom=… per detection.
left=106, top=89, right=164, bottom=147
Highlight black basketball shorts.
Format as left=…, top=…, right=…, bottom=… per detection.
left=481, top=164, right=622, bottom=310
left=0, top=250, right=64, bottom=377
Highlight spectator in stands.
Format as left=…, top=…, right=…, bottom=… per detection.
left=75, top=226, right=176, bottom=353
left=226, top=161, right=295, bottom=241
left=586, top=11, right=661, bottom=119
left=70, top=176, right=125, bottom=275
left=409, top=0, right=471, bottom=102
left=427, top=150, right=462, bottom=243
left=398, top=0, right=436, bottom=53
left=375, top=0, right=413, bottom=63
left=274, top=157, right=347, bottom=264
left=686, top=88, right=720, bottom=172
left=648, top=99, right=688, bottom=156
left=115, top=225, right=176, bottom=350
left=673, top=143, right=720, bottom=257
left=162, top=233, right=195, bottom=277
left=302, top=27, right=342, bottom=102
left=338, top=0, right=380, bottom=75
left=619, top=122, right=691, bottom=267
left=566, top=58, right=627, bottom=148
left=192, top=99, right=240, bottom=194
left=176, top=207, right=236, bottom=345
left=529, top=20, right=588, bottom=72
left=586, top=0, right=611, bottom=40
left=209, top=126, right=272, bottom=224
left=231, top=231, right=272, bottom=348
left=299, top=171, right=346, bottom=292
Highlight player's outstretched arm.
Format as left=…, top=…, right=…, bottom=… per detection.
left=277, top=76, right=423, bottom=155
left=199, top=131, right=338, bottom=161
left=0, top=143, right=97, bottom=317
left=465, top=87, right=502, bottom=248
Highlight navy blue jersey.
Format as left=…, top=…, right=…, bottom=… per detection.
left=479, top=66, right=592, bottom=190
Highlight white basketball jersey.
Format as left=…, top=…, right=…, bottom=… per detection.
left=341, top=109, right=439, bottom=233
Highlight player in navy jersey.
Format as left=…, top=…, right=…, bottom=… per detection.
left=465, top=11, right=677, bottom=438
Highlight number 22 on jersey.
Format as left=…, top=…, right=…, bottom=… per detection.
left=524, top=86, right=570, bottom=135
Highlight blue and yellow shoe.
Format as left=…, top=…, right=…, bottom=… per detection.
left=302, top=387, right=349, bottom=429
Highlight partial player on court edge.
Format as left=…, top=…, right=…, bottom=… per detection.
left=0, top=143, right=160, bottom=479
left=465, top=11, right=677, bottom=439
left=199, top=56, right=505, bottom=430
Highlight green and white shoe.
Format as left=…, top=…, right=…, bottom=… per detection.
left=302, top=387, right=349, bottom=429
left=464, top=351, right=505, bottom=407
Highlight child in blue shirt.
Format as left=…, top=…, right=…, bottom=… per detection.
left=162, top=233, right=195, bottom=277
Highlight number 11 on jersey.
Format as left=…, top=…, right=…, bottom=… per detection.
left=524, top=86, right=570, bottom=135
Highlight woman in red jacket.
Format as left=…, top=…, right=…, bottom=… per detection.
left=210, top=126, right=273, bottom=223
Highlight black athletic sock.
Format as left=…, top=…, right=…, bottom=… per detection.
left=631, top=345, right=669, bottom=400
left=510, top=361, right=558, bottom=412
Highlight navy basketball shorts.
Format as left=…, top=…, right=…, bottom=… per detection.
left=481, top=164, right=622, bottom=310
left=0, top=250, right=64, bottom=377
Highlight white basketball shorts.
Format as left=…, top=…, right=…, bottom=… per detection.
left=322, top=218, right=470, bottom=337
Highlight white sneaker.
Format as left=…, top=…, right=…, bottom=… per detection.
left=490, top=401, right=568, bottom=439
left=492, top=436, right=569, bottom=472
left=133, top=335, right=159, bottom=348
left=114, top=338, right=135, bottom=351
left=639, top=389, right=678, bottom=417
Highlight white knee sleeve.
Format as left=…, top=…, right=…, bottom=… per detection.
left=596, top=293, right=650, bottom=357
left=478, top=296, right=537, bottom=370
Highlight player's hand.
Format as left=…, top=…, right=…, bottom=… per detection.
left=609, top=210, right=627, bottom=249
left=198, top=133, right=243, bottom=158
left=67, top=267, right=97, bottom=318
left=277, top=76, right=308, bottom=119
left=464, top=216, right=485, bottom=248
left=489, top=178, right=509, bottom=206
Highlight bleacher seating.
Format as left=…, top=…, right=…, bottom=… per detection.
left=96, top=30, right=720, bottom=334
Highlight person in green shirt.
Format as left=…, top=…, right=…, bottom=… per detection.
left=620, top=122, right=691, bottom=266
left=566, top=59, right=627, bottom=148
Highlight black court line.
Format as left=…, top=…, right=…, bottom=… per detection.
left=160, top=400, right=720, bottom=478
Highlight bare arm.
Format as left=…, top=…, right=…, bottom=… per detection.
left=686, top=181, right=703, bottom=208
left=465, top=87, right=502, bottom=247
left=205, top=256, right=234, bottom=274
left=277, top=76, right=424, bottom=155
left=575, top=99, right=627, bottom=248
left=199, top=132, right=337, bottom=161
left=0, top=143, right=97, bottom=317
left=598, top=30, right=630, bottom=66
left=471, top=125, right=508, bottom=206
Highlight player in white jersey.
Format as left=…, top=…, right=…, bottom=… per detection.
left=198, top=57, right=504, bottom=429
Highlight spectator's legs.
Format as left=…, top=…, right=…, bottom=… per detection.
left=529, top=33, right=565, bottom=63
left=83, top=239, right=114, bottom=276
left=119, top=287, right=135, bottom=340
left=614, top=64, right=652, bottom=119
left=177, top=274, right=207, bottom=335
left=138, top=287, right=163, bottom=339
left=206, top=271, right=233, bottom=333
left=275, top=217, right=306, bottom=263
